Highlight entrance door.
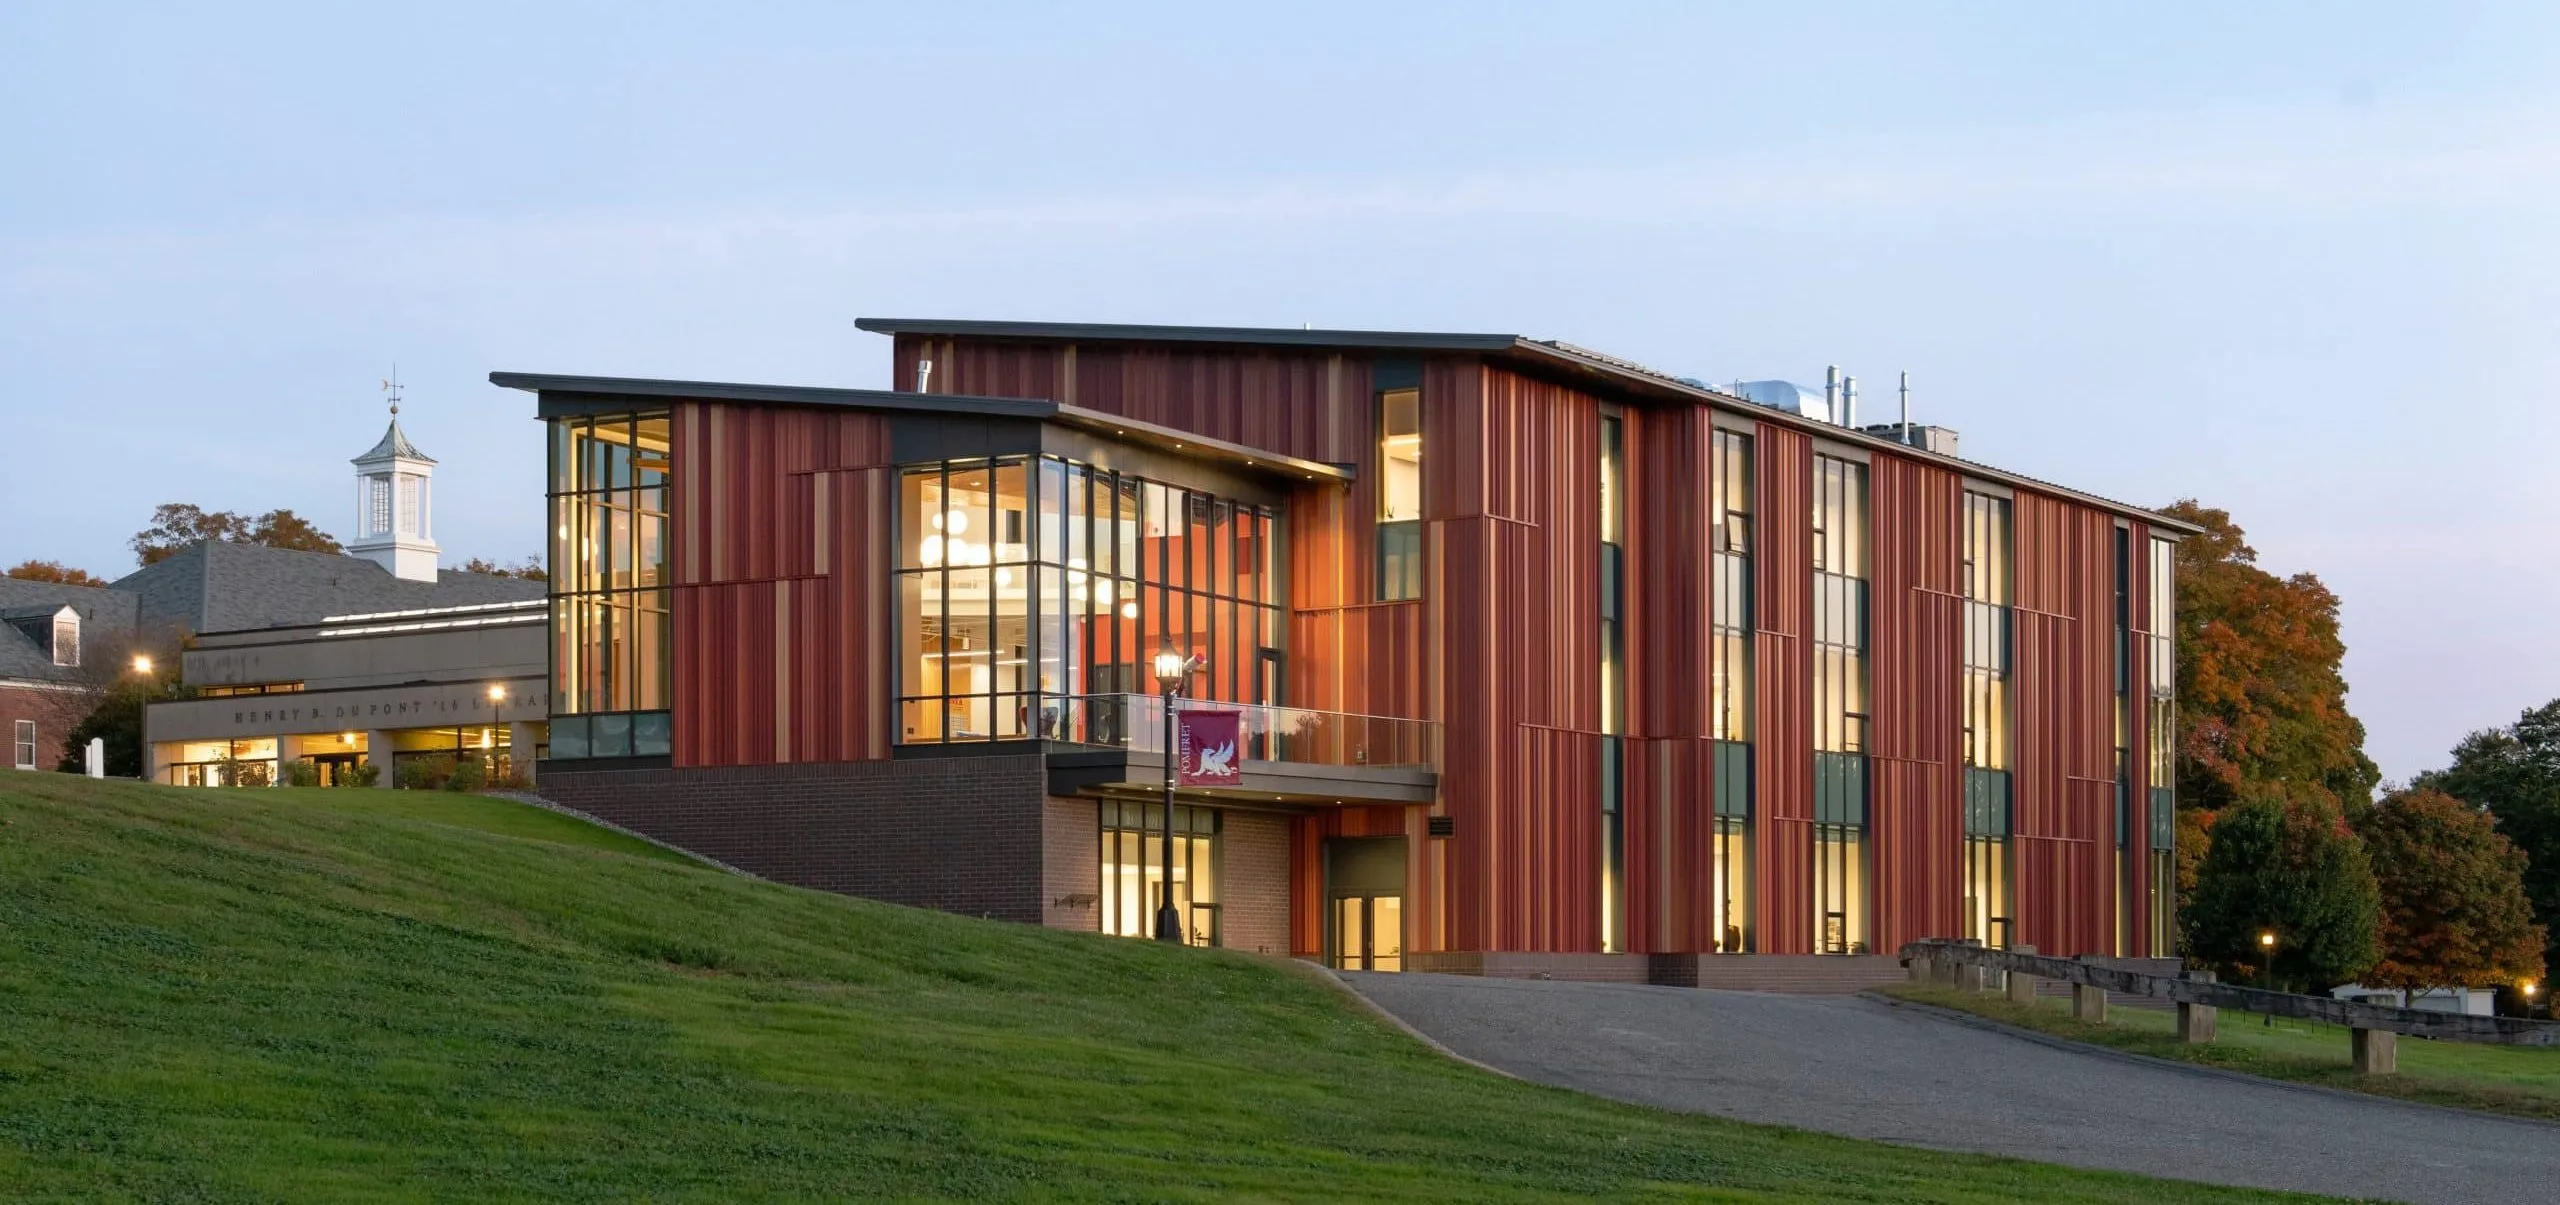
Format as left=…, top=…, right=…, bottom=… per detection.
left=1324, top=834, right=1407, bottom=972
left=1331, top=893, right=1403, bottom=971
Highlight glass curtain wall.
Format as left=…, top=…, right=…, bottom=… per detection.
left=1598, top=410, right=1626, bottom=953
left=2147, top=536, right=2178, bottom=953
left=1099, top=801, right=1220, bottom=947
left=895, top=456, right=1280, bottom=744
left=1811, top=454, right=1870, bottom=954
left=1961, top=491, right=2013, bottom=947
left=548, top=412, right=673, bottom=760
left=2114, top=527, right=2134, bottom=956
left=1712, top=428, right=1754, bottom=953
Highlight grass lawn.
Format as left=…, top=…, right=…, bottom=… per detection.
left=1878, top=983, right=2560, bottom=1123
left=0, top=777, right=2318, bottom=1203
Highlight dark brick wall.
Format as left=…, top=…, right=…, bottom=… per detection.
left=538, top=754, right=1049, bottom=923
left=1222, top=811, right=1290, bottom=957
left=1041, top=796, right=1099, bottom=931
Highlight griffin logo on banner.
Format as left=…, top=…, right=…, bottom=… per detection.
left=1177, top=708, right=1243, bottom=786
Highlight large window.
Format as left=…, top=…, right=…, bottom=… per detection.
left=2147, top=535, right=2178, bottom=952
left=1599, top=410, right=1626, bottom=954
left=1376, top=386, right=1422, bottom=601
left=547, top=412, right=672, bottom=760
left=1100, top=801, right=1219, bottom=947
left=1712, top=428, right=1754, bottom=954
left=12, top=721, right=32, bottom=770
left=896, top=456, right=1280, bottom=744
left=2114, top=526, right=2134, bottom=956
left=1961, top=490, right=2013, bottom=946
left=1812, top=453, right=1869, bottom=953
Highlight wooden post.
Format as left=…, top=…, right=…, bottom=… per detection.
left=2072, top=982, right=2108, bottom=1024
left=2177, top=970, right=2217, bottom=1043
left=2006, top=945, right=2038, bottom=1003
left=2353, top=1028, right=2397, bottom=1075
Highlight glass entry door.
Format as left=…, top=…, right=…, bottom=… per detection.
left=1332, top=894, right=1402, bottom=971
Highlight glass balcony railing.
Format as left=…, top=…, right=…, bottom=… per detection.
left=1039, top=693, right=1437, bottom=771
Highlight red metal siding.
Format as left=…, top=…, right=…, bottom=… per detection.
left=2010, top=492, right=2117, bottom=955
left=896, top=336, right=1368, bottom=466
left=1432, top=363, right=1605, bottom=953
left=1868, top=454, right=1964, bottom=950
left=1622, top=404, right=1718, bottom=953
left=671, top=402, right=895, bottom=768
left=1752, top=424, right=1815, bottom=954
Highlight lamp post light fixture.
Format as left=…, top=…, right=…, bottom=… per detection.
left=2258, top=930, right=2278, bottom=1026
left=131, top=654, right=154, bottom=677
left=1151, top=648, right=1203, bottom=944
left=2527, top=982, right=2542, bottom=1018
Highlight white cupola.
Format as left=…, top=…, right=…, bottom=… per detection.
left=348, top=382, right=440, bottom=582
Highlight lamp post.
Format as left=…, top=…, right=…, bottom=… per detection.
left=2527, top=982, right=2542, bottom=1019
left=2258, top=930, right=2277, bottom=1026
left=131, top=654, right=156, bottom=783
left=1151, top=648, right=1202, bottom=944
left=486, top=684, right=508, bottom=778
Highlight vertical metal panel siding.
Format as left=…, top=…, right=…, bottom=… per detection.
left=2126, top=520, right=2157, bottom=957
left=1753, top=423, right=1815, bottom=955
left=2010, top=492, right=2117, bottom=955
left=897, top=336, right=1367, bottom=466
left=1432, top=364, right=1604, bottom=953
left=1868, top=454, right=1964, bottom=950
left=1623, top=403, right=1717, bottom=953
left=671, top=402, right=894, bottom=769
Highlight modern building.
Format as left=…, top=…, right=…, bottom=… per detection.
left=134, top=414, right=551, bottom=785
left=507, top=319, right=2191, bottom=977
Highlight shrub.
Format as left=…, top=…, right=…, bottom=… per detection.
left=445, top=760, right=487, bottom=793
left=337, top=761, right=381, bottom=788
left=281, top=759, right=321, bottom=788
left=396, top=754, right=457, bottom=791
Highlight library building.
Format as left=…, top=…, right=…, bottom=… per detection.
left=509, top=318, right=2191, bottom=984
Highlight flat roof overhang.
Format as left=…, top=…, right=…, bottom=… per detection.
left=489, top=370, right=1351, bottom=486
left=1045, top=747, right=1436, bottom=807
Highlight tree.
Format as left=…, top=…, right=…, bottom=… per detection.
left=2183, top=794, right=2381, bottom=991
left=4, top=559, right=108, bottom=586
left=2161, top=501, right=2380, bottom=818
left=56, top=661, right=179, bottom=777
left=459, top=555, right=548, bottom=582
left=2356, top=787, right=2546, bottom=995
left=2417, top=699, right=2560, bottom=984
left=131, top=504, right=342, bottom=565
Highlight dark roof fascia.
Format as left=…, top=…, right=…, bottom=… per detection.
left=489, top=372, right=1055, bottom=421
left=855, top=317, right=1520, bottom=354
left=1050, top=404, right=1351, bottom=484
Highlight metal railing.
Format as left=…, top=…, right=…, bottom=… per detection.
left=1040, top=693, right=1437, bottom=770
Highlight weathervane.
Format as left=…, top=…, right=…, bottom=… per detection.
left=381, top=364, right=402, bottom=417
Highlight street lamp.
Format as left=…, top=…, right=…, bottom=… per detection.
left=131, top=654, right=154, bottom=676
left=1151, top=648, right=1203, bottom=944
left=2258, top=931, right=2278, bottom=1026
left=2527, top=982, right=2542, bottom=1018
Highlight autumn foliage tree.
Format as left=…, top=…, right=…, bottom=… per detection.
left=458, top=556, right=548, bottom=582
left=4, top=560, right=107, bottom=586
left=2354, top=787, right=2546, bottom=995
left=130, top=504, right=343, bottom=566
left=2161, top=501, right=2379, bottom=818
left=2418, top=700, right=2560, bottom=986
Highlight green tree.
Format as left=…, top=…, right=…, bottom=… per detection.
left=56, top=661, right=182, bottom=777
left=2417, top=700, right=2560, bottom=983
left=132, top=504, right=342, bottom=565
left=2183, top=794, right=2381, bottom=991
left=5, top=559, right=108, bottom=586
left=2356, top=787, right=2546, bottom=995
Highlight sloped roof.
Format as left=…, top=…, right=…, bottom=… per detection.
left=0, top=580, right=138, bottom=684
left=353, top=418, right=435, bottom=465
left=110, top=542, right=541, bottom=636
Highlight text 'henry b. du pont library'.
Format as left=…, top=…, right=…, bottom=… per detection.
left=502, top=317, right=2190, bottom=985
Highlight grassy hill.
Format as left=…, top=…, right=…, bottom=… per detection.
left=0, top=777, right=2303, bottom=1203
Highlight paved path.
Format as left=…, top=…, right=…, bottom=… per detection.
left=1345, top=973, right=2560, bottom=1204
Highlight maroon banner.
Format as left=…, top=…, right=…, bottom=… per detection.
left=1176, top=708, right=1244, bottom=786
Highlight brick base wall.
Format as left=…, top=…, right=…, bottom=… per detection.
left=1042, top=796, right=1099, bottom=931
left=537, top=755, right=1048, bottom=923
left=1221, top=810, right=1290, bottom=957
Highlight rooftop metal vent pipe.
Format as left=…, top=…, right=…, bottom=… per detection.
left=1843, top=374, right=1858, bottom=428
left=1824, top=365, right=1840, bottom=425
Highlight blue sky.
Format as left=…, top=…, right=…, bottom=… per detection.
left=5, top=2, right=2556, bottom=781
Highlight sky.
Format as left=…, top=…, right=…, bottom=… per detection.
left=4, top=2, right=2556, bottom=782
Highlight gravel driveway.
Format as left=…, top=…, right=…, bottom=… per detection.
left=1345, top=973, right=2559, bottom=1204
